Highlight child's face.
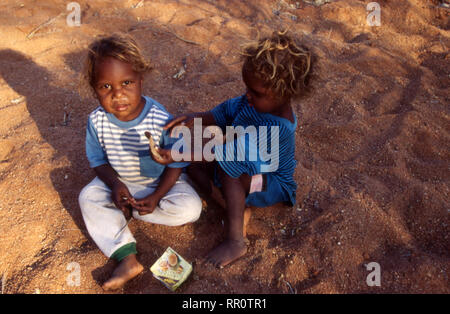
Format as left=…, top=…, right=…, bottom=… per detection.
left=242, top=67, right=284, bottom=114
left=93, top=57, right=144, bottom=122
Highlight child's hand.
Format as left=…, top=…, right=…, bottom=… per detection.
left=111, top=181, right=135, bottom=220
left=132, top=193, right=160, bottom=215
left=148, top=143, right=175, bottom=166
left=163, top=115, right=194, bottom=135
left=145, top=131, right=175, bottom=165
left=153, top=147, right=175, bottom=165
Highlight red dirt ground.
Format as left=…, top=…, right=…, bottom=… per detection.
left=0, top=0, right=448, bottom=294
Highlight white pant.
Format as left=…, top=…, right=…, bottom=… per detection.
left=78, top=174, right=202, bottom=258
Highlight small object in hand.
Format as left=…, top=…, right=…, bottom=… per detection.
left=145, top=131, right=164, bottom=161
left=122, top=206, right=132, bottom=221
left=120, top=197, right=132, bottom=220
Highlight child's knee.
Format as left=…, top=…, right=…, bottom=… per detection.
left=181, top=194, right=202, bottom=222
left=78, top=185, right=91, bottom=210
left=78, top=182, right=109, bottom=212
left=161, top=193, right=202, bottom=223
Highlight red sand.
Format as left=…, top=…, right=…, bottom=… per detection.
left=0, top=0, right=448, bottom=293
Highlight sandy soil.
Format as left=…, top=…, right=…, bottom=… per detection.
left=0, top=0, right=448, bottom=294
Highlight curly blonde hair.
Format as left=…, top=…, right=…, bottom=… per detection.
left=241, top=30, right=312, bottom=100
left=79, top=33, right=151, bottom=98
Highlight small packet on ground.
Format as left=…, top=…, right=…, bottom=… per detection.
left=150, top=247, right=193, bottom=291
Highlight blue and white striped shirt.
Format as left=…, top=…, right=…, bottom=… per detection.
left=211, top=95, right=298, bottom=205
left=85, top=96, right=188, bottom=186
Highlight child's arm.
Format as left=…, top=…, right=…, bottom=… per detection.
left=164, top=111, right=216, bottom=134
left=94, top=164, right=135, bottom=220
left=150, top=110, right=225, bottom=165
left=164, top=95, right=245, bottom=134
left=150, top=96, right=244, bottom=164
left=86, top=116, right=135, bottom=219
left=132, top=167, right=183, bottom=215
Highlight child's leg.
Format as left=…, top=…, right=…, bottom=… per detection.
left=187, top=162, right=227, bottom=211
left=79, top=177, right=137, bottom=259
left=186, top=162, right=215, bottom=196
left=79, top=177, right=144, bottom=290
left=205, top=167, right=251, bottom=268
left=101, top=254, right=143, bottom=291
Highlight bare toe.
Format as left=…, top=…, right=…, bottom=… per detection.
left=102, top=255, right=144, bottom=291
left=206, top=239, right=247, bottom=268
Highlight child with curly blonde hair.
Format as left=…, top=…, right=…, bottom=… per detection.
left=153, top=30, right=312, bottom=267
left=78, top=33, right=202, bottom=290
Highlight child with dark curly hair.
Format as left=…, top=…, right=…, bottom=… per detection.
left=78, top=33, right=202, bottom=290
left=152, top=30, right=312, bottom=268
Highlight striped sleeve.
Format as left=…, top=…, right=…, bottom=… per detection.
left=85, top=116, right=108, bottom=168
left=211, top=95, right=245, bottom=129
left=214, top=135, right=259, bottom=178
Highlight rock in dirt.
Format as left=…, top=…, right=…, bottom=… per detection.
left=304, top=0, right=332, bottom=6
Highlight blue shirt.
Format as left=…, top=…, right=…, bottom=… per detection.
left=211, top=95, right=298, bottom=205
left=86, top=96, right=188, bottom=185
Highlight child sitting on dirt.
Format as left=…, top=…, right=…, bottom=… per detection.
left=152, top=30, right=312, bottom=268
left=78, top=33, right=202, bottom=290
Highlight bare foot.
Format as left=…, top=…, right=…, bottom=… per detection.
left=205, top=239, right=247, bottom=268
left=102, top=254, right=144, bottom=291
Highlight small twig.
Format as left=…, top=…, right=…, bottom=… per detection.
left=1, top=272, right=6, bottom=294
left=16, top=26, right=27, bottom=34
left=11, top=97, right=25, bottom=105
left=327, top=29, right=333, bottom=40
left=114, top=218, right=132, bottom=240
left=279, top=11, right=298, bottom=21
left=27, top=13, right=64, bottom=39
left=165, top=26, right=200, bottom=45
left=439, top=35, right=447, bottom=51
left=284, top=279, right=296, bottom=294
left=131, top=0, right=145, bottom=9
left=62, top=111, right=71, bottom=126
